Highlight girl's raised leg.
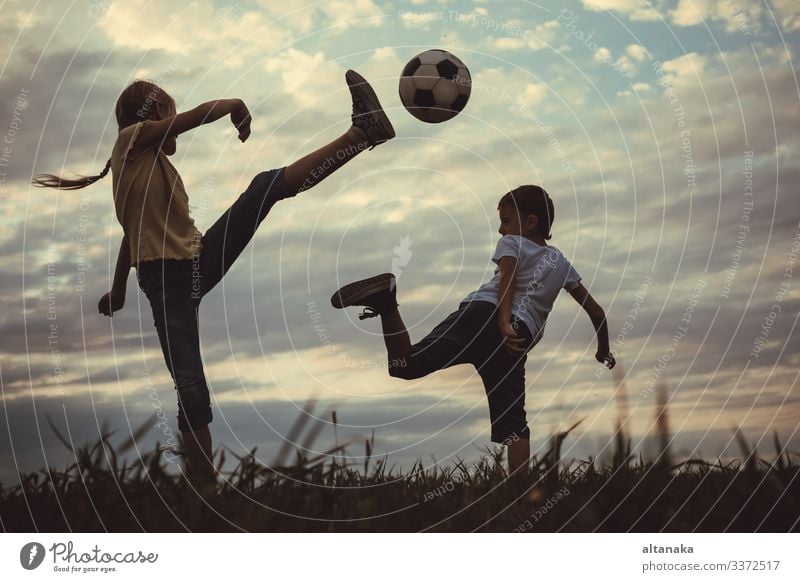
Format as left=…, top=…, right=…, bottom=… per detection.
left=283, top=69, right=395, bottom=195
left=282, top=127, right=369, bottom=195
left=197, top=70, right=394, bottom=299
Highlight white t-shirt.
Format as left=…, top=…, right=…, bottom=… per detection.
left=461, top=235, right=582, bottom=343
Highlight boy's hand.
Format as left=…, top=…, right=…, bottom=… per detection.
left=596, top=350, right=615, bottom=369
left=499, top=321, right=527, bottom=355
left=230, top=100, right=251, bottom=142
left=98, top=290, right=125, bottom=317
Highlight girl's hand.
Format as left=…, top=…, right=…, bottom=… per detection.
left=499, top=321, right=527, bottom=355
left=596, top=350, right=616, bottom=369
left=230, top=100, right=251, bottom=142
left=98, top=290, right=125, bottom=317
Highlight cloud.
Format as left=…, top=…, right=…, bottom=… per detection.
left=772, top=0, right=800, bottom=31
left=670, top=0, right=763, bottom=33
left=516, top=83, right=548, bottom=108
left=592, top=46, right=637, bottom=76
left=581, top=0, right=662, bottom=22
left=626, top=43, right=648, bottom=62
left=488, top=19, right=560, bottom=52
left=0, top=48, right=140, bottom=184
left=98, top=1, right=227, bottom=53
left=398, top=9, right=441, bottom=29
left=318, top=0, right=384, bottom=29
left=99, top=1, right=295, bottom=71
left=263, top=48, right=347, bottom=109
left=254, top=0, right=383, bottom=34
left=0, top=0, right=50, bottom=64
left=253, top=0, right=316, bottom=34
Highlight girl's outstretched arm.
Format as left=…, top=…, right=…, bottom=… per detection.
left=98, top=235, right=129, bottom=317
left=133, top=99, right=251, bottom=153
left=568, top=283, right=615, bottom=368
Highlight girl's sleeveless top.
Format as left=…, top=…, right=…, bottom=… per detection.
left=110, top=121, right=203, bottom=268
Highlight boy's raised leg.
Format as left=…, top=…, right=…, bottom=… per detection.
left=330, top=273, right=409, bottom=361
left=379, top=307, right=412, bottom=362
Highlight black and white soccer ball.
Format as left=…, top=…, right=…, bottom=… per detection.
left=399, top=49, right=471, bottom=123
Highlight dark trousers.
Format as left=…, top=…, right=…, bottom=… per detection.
left=388, top=300, right=541, bottom=444
left=136, top=168, right=290, bottom=432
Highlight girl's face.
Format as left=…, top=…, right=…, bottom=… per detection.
left=498, top=203, right=537, bottom=237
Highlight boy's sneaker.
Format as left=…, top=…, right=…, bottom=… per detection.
left=330, top=273, right=398, bottom=319
left=346, top=70, right=395, bottom=150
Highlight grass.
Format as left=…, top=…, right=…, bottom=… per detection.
left=1, top=394, right=798, bottom=532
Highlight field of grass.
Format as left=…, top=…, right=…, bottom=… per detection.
left=1, top=401, right=798, bottom=532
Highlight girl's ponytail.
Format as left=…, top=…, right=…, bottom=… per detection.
left=33, top=79, right=168, bottom=191
left=32, top=157, right=111, bottom=190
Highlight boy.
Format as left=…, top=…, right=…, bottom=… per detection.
left=330, top=185, right=615, bottom=477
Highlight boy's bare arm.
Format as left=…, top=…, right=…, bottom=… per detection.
left=497, top=255, right=526, bottom=353
left=568, top=283, right=615, bottom=367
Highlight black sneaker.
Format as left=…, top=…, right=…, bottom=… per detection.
left=330, top=273, right=398, bottom=319
left=346, top=70, right=395, bottom=150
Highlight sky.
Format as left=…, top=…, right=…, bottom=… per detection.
left=0, top=0, right=798, bottom=485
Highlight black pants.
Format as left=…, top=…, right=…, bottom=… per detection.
left=388, top=300, right=541, bottom=444
left=136, top=168, right=290, bottom=432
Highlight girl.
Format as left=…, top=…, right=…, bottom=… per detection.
left=34, top=71, right=395, bottom=489
left=330, top=185, right=615, bottom=478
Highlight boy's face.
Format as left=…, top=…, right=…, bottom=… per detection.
left=498, top=203, right=538, bottom=237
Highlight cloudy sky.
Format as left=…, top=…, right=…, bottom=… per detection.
left=1, top=0, right=798, bottom=485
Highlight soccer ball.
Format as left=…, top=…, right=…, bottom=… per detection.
left=399, top=49, right=471, bottom=123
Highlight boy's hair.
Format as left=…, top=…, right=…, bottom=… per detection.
left=32, top=79, right=174, bottom=190
left=498, top=185, right=555, bottom=240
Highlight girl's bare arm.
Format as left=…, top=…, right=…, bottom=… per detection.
left=132, top=99, right=251, bottom=153
left=98, top=236, right=129, bottom=317
left=112, top=235, right=130, bottom=295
